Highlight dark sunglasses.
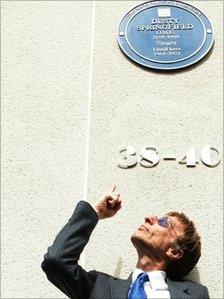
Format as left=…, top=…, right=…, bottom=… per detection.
left=158, top=216, right=171, bottom=228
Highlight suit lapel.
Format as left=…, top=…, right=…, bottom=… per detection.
left=110, top=273, right=132, bottom=299
left=167, top=278, right=190, bottom=299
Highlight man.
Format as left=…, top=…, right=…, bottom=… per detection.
left=42, top=185, right=209, bottom=299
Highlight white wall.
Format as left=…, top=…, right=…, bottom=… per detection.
left=1, top=1, right=223, bottom=298
left=2, top=1, right=93, bottom=297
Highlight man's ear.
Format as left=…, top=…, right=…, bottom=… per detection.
left=166, top=246, right=183, bottom=260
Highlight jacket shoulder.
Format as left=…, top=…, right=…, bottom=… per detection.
left=168, top=278, right=209, bottom=299
left=184, top=280, right=209, bottom=298
left=183, top=279, right=207, bottom=290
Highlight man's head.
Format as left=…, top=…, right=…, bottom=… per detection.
left=131, top=211, right=201, bottom=280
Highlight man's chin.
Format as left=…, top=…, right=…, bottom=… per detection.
left=131, top=230, right=149, bottom=247
left=131, top=232, right=163, bottom=261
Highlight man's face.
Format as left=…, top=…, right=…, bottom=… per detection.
left=131, top=214, right=184, bottom=258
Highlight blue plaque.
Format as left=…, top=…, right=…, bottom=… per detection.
left=117, top=1, right=214, bottom=70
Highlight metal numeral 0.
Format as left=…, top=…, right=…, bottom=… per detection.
left=201, top=145, right=221, bottom=167
left=118, top=145, right=137, bottom=169
left=139, top=147, right=160, bottom=168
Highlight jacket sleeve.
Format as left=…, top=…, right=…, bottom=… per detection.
left=41, top=201, right=99, bottom=299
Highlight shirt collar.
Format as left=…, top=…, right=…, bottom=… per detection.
left=132, top=268, right=168, bottom=290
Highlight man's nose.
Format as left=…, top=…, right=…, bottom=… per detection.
left=145, top=216, right=157, bottom=224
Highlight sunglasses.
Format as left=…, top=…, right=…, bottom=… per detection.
left=157, top=216, right=171, bottom=228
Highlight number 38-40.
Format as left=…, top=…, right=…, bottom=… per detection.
left=118, top=145, right=221, bottom=169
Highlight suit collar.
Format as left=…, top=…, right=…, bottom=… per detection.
left=167, top=278, right=190, bottom=299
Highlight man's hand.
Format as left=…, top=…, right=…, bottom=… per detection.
left=93, top=184, right=123, bottom=220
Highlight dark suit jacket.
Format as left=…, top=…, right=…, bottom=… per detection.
left=42, top=201, right=210, bottom=299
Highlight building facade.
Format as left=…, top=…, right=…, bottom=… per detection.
left=2, top=1, right=223, bottom=298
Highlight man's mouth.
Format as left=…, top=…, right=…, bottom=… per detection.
left=138, top=225, right=149, bottom=232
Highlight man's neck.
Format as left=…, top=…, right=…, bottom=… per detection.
left=136, top=255, right=166, bottom=272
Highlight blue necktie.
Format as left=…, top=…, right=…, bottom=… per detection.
left=128, top=272, right=149, bottom=299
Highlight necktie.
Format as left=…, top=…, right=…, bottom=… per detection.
left=128, top=272, right=149, bottom=299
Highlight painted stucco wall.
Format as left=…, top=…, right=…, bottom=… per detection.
left=1, top=1, right=223, bottom=298
left=2, top=1, right=93, bottom=297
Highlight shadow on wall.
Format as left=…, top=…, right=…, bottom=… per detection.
left=113, top=257, right=201, bottom=283
left=185, top=266, right=201, bottom=284
left=113, top=257, right=123, bottom=278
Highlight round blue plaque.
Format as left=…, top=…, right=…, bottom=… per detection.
left=117, top=1, right=214, bottom=70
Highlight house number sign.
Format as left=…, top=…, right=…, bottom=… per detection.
left=118, top=145, right=221, bottom=169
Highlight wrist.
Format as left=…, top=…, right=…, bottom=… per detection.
left=93, top=205, right=102, bottom=220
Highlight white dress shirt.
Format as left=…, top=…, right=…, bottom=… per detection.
left=130, top=268, right=171, bottom=299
